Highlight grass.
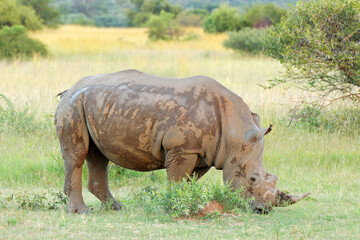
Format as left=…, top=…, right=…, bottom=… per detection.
left=0, top=26, right=359, bottom=239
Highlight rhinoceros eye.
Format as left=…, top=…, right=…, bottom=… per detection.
left=249, top=174, right=260, bottom=185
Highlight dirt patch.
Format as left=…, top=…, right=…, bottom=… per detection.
left=198, top=201, right=224, bottom=216
left=175, top=201, right=240, bottom=221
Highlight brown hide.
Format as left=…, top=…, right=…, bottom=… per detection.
left=55, top=69, right=308, bottom=213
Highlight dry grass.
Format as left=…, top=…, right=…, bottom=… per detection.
left=2, top=26, right=290, bottom=118
left=30, top=26, right=227, bottom=55
left=0, top=25, right=359, bottom=240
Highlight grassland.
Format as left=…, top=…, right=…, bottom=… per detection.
left=0, top=26, right=359, bottom=239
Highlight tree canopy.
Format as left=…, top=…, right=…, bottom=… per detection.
left=19, top=0, right=60, bottom=27
left=0, top=0, right=43, bottom=31
left=126, top=0, right=182, bottom=27
left=265, top=0, right=360, bottom=106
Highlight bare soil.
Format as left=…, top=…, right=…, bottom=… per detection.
left=198, top=201, right=224, bottom=217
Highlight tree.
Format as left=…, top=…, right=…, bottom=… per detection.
left=244, top=3, right=287, bottom=28
left=0, top=25, right=47, bottom=59
left=0, top=0, right=48, bottom=59
left=18, top=0, right=60, bottom=27
left=203, top=4, right=246, bottom=33
left=147, top=11, right=182, bottom=40
left=176, top=10, right=205, bottom=27
left=265, top=0, right=360, bottom=107
left=0, top=0, right=43, bottom=31
left=127, top=0, right=182, bottom=27
left=224, top=28, right=265, bottom=54
left=59, top=0, right=129, bottom=27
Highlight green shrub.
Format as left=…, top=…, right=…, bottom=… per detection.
left=203, top=4, right=245, bottom=33
left=176, top=12, right=203, bottom=27
left=19, top=0, right=60, bottom=28
left=264, top=0, right=360, bottom=106
left=129, top=11, right=152, bottom=27
left=210, top=180, right=248, bottom=211
left=0, top=0, right=42, bottom=31
left=2, top=191, right=68, bottom=210
left=224, top=28, right=265, bottom=54
left=147, top=11, right=183, bottom=41
left=244, top=3, right=287, bottom=28
left=0, top=25, right=47, bottom=59
left=126, top=0, right=182, bottom=27
left=138, top=177, right=249, bottom=217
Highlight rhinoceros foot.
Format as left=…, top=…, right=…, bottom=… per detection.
left=67, top=205, right=90, bottom=214
left=100, top=200, right=122, bottom=211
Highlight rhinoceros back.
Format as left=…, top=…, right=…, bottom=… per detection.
left=73, top=70, right=223, bottom=171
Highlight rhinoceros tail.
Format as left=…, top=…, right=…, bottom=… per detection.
left=56, top=90, right=68, bottom=99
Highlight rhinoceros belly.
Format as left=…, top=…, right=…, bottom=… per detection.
left=80, top=81, right=219, bottom=171
left=81, top=86, right=171, bottom=171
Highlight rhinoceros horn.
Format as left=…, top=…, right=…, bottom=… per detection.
left=273, top=190, right=310, bottom=207
left=247, top=125, right=310, bottom=208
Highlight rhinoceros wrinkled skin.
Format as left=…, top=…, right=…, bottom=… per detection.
left=55, top=69, right=309, bottom=214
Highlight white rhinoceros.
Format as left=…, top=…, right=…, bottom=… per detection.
left=55, top=69, right=309, bottom=213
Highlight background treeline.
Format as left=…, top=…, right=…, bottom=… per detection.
left=0, top=0, right=290, bottom=58
left=1, top=0, right=358, bottom=107
left=56, top=0, right=294, bottom=27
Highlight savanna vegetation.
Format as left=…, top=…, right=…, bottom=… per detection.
left=1, top=0, right=359, bottom=238
left=265, top=0, right=360, bottom=107
left=56, top=0, right=295, bottom=28
left=0, top=24, right=359, bottom=239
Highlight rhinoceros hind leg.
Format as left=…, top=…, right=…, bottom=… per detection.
left=86, top=145, right=121, bottom=210
left=57, top=97, right=90, bottom=214
left=65, top=164, right=90, bottom=214
left=165, top=150, right=198, bottom=182
left=62, top=148, right=89, bottom=213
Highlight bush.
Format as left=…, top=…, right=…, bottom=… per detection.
left=0, top=0, right=43, bottom=31
left=224, top=28, right=265, bottom=54
left=19, top=0, right=60, bottom=28
left=138, top=177, right=249, bottom=217
left=244, top=3, right=287, bottom=28
left=2, top=191, right=68, bottom=210
left=127, top=0, right=182, bottom=27
left=265, top=0, right=360, bottom=106
left=176, top=12, right=203, bottom=27
left=147, top=11, right=183, bottom=41
left=0, top=25, right=47, bottom=59
left=203, top=4, right=245, bottom=33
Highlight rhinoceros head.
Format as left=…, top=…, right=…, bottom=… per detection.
left=222, top=124, right=309, bottom=213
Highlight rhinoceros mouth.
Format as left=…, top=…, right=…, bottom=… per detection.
left=247, top=185, right=310, bottom=213
left=248, top=200, right=272, bottom=214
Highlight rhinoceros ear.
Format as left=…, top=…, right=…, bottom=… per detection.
left=264, top=124, right=272, bottom=136
left=246, top=124, right=272, bottom=143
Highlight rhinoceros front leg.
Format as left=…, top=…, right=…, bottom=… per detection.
left=165, top=149, right=198, bottom=182
left=86, top=146, right=121, bottom=210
